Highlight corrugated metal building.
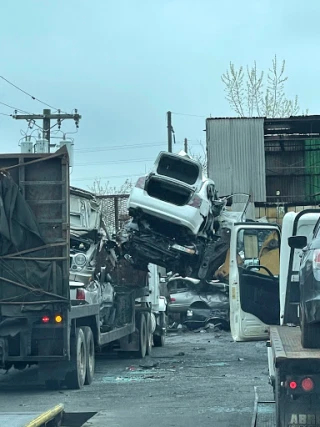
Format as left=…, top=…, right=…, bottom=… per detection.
left=206, top=116, right=320, bottom=210
left=206, top=118, right=266, bottom=218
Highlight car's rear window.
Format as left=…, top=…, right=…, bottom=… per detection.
left=156, top=155, right=200, bottom=185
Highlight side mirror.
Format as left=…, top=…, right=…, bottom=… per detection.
left=288, top=235, right=307, bottom=249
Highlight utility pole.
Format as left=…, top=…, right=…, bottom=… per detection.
left=184, top=138, right=188, bottom=153
left=12, top=108, right=81, bottom=153
left=167, top=111, right=172, bottom=153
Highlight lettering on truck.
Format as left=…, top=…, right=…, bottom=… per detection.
left=289, top=413, right=320, bottom=426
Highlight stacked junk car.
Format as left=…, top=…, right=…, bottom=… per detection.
left=120, top=150, right=251, bottom=330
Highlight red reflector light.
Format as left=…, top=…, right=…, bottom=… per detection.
left=42, top=316, right=50, bottom=324
left=170, top=297, right=176, bottom=302
left=76, top=288, right=86, bottom=300
left=301, top=377, right=314, bottom=392
left=289, top=381, right=297, bottom=390
left=135, top=177, right=146, bottom=189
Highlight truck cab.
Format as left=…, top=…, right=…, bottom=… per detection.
left=228, top=211, right=320, bottom=343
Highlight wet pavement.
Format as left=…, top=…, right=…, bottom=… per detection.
left=0, top=330, right=272, bottom=427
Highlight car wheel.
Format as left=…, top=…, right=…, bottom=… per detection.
left=83, top=326, right=95, bottom=385
left=145, top=313, right=153, bottom=356
left=154, top=313, right=166, bottom=347
left=136, top=313, right=147, bottom=358
left=301, top=309, right=320, bottom=349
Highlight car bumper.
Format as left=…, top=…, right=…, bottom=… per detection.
left=305, top=296, right=320, bottom=323
left=167, top=304, right=188, bottom=314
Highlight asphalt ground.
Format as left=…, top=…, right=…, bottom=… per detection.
left=0, top=329, right=272, bottom=427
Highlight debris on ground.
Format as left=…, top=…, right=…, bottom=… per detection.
left=139, top=361, right=160, bottom=369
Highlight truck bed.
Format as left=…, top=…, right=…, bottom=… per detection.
left=270, top=325, right=320, bottom=362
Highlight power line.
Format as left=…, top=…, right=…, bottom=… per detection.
left=172, top=111, right=206, bottom=118
left=74, top=140, right=201, bottom=153
left=75, top=158, right=153, bottom=167
left=75, top=142, right=166, bottom=153
left=0, top=112, right=11, bottom=117
left=71, top=173, right=144, bottom=182
left=0, top=76, right=68, bottom=113
left=0, top=101, right=33, bottom=115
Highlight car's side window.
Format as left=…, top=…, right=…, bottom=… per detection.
left=237, top=228, right=280, bottom=276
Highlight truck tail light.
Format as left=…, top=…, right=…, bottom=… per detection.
left=41, top=315, right=50, bottom=324
left=55, top=315, right=63, bottom=324
left=313, top=249, right=320, bottom=280
left=289, top=381, right=297, bottom=390
left=76, top=288, right=86, bottom=300
left=301, top=377, right=314, bottom=392
left=187, top=194, right=202, bottom=208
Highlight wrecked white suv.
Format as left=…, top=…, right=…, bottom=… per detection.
left=128, top=151, right=222, bottom=238
left=121, top=151, right=229, bottom=280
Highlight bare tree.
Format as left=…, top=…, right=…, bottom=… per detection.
left=221, top=55, right=307, bottom=118
left=188, top=141, right=208, bottom=177
left=88, top=178, right=133, bottom=236
left=88, top=178, right=133, bottom=196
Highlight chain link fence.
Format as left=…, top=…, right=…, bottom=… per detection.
left=100, top=194, right=130, bottom=237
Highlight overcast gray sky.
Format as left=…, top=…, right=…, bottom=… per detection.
left=0, top=0, right=319, bottom=191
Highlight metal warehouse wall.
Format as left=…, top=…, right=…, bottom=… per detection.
left=206, top=118, right=266, bottom=203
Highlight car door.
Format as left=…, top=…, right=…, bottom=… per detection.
left=229, top=222, right=281, bottom=341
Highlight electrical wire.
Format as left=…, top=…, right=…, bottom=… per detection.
left=72, top=173, right=144, bottom=182
left=172, top=111, right=206, bottom=118
left=75, top=140, right=201, bottom=153
left=75, top=158, right=153, bottom=167
left=0, top=75, right=68, bottom=114
left=0, top=112, right=11, bottom=116
left=0, top=100, right=33, bottom=115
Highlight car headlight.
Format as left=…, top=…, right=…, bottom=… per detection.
left=73, top=253, right=87, bottom=267
left=187, top=309, right=193, bottom=317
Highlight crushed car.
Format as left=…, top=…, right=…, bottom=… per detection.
left=120, top=150, right=244, bottom=280
left=69, top=187, right=117, bottom=330
left=68, top=187, right=150, bottom=332
left=167, top=275, right=229, bottom=330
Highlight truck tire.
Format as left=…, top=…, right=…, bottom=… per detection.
left=137, top=313, right=147, bottom=358
left=145, top=313, right=153, bottom=356
left=301, top=309, right=320, bottom=349
left=154, top=313, right=166, bottom=347
left=83, top=326, right=95, bottom=385
left=65, top=327, right=87, bottom=389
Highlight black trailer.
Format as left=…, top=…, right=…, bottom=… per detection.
left=0, top=148, right=153, bottom=390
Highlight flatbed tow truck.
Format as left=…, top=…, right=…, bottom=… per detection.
left=252, top=326, right=320, bottom=427
left=233, top=210, right=320, bottom=427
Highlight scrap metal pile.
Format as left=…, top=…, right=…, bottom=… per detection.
left=118, top=151, right=246, bottom=282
